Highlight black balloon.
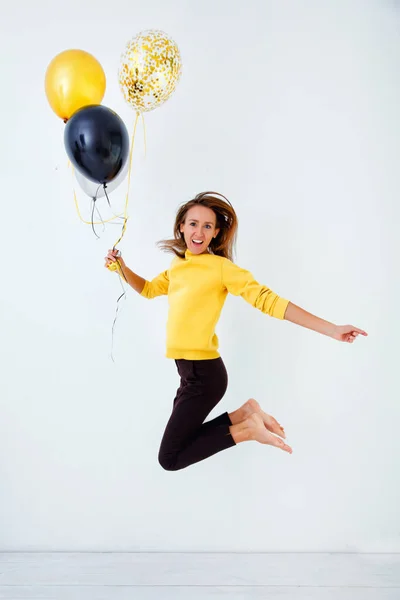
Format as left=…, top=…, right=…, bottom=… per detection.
left=64, top=105, right=130, bottom=184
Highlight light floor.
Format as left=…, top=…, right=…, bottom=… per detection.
left=0, top=552, right=399, bottom=599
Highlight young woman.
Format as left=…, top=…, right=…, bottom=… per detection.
left=105, top=192, right=367, bottom=471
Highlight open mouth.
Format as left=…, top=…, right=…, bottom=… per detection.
left=192, top=239, right=204, bottom=247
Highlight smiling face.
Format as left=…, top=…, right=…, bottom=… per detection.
left=179, top=205, right=220, bottom=255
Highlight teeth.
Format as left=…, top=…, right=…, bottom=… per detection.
left=193, top=240, right=203, bottom=244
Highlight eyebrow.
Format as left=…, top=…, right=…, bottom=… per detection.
left=188, top=219, right=215, bottom=225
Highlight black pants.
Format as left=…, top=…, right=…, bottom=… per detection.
left=158, top=358, right=236, bottom=471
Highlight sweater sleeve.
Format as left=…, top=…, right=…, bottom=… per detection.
left=140, top=270, right=169, bottom=299
left=222, top=259, right=289, bottom=319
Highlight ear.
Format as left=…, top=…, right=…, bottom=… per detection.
left=179, top=223, right=184, bottom=232
left=214, top=228, right=220, bottom=238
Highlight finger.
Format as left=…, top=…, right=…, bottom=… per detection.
left=271, top=434, right=292, bottom=452
left=271, top=417, right=284, bottom=428
left=264, top=415, right=286, bottom=438
left=273, top=427, right=286, bottom=439
left=352, top=327, right=368, bottom=336
left=279, top=441, right=293, bottom=454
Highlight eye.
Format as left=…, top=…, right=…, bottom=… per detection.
left=205, top=224, right=212, bottom=229
left=189, top=222, right=196, bottom=227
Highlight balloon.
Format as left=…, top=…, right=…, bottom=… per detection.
left=45, top=49, right=106, bottom=121
left=64, top=105, right=130, bottom=184
left=75, top=158, right=129, bottom=199
left=118, top=30, right=182, bottom=114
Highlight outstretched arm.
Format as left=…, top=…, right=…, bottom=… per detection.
left=284, top=302, right=368, bottom=343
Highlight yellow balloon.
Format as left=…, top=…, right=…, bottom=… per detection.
left=45, top=49, right=106, bottom=121
left=119, top=30, right=182, bottom=114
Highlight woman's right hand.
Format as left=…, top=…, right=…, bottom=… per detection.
left=104, top=249, right=125, bottom=271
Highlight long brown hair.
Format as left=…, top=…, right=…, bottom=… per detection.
left=158, top=191, right=238, bottom=261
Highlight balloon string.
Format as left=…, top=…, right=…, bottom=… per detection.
left=109, top=113, right=140, bottom=362
left=91, top=199, right=100, bottom=239
left=73, top=189, right=124, bottom=225
left=93, top=200, right=106, bottom=234
left=69, top=163, right=125, bottom=225
left=110, top=283, right=127, bottom=363
left=141, top=113, right=147, bottom=157
left=101, top=185, right=126, bottom=222
left=111, top=111, right=140, bottom=252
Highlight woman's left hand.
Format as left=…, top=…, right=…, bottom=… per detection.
left=332, top=325, right=368, bottom=343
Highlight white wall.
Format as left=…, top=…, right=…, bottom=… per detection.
left=0, top=0, right=399, bottom=552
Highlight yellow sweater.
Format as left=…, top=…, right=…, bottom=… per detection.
left=140, top=250, right=289, bottom=360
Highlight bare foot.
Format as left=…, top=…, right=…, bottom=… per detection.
left=229, top=398, right=286, bottom=439
left=230, top=413, right=292, bottom=453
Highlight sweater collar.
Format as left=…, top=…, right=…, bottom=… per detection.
left=185, top=249, right=211, bottom=259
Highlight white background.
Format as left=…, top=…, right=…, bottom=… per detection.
left=0, top=0, right=399, bottom=552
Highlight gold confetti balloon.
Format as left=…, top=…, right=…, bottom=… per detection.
left=118, top=30, right=182, bottom=114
